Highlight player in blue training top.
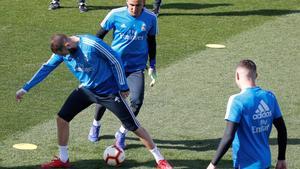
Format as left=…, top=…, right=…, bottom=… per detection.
left=88, top=0, right=161, bottom=155
left=89, top=0, right=158, bottom=148
left=207, top=60, right=287, bottom=169
left=15, top=34, right=172, bottom=169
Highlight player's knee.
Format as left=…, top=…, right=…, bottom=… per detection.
left=121, top=118, right=139, bottom=131
left=130, top=93, right=144, bottom=106
left=56, top=115, right=69, bottom=124
left=130, top=98, right=143, bottom=114
left=57, top=112, right=73, bottom=122
left=123, top=123, right=139, bottom=131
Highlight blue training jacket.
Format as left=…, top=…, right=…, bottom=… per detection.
left=101, top=7, right=158, bottom=72
left=23, top=34, right=128, bottom=95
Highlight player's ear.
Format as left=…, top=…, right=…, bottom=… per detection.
left=65, top=42, right=71, bottom=49
left=64, top=37, right=72, bottom=49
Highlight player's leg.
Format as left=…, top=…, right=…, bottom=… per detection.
left=89, top=71, right=145, bottom=143
left=115, top=71, right=145, bottom=147
left=78, top=0, right=87, bottom=12
left=132, top=127, right=172, bottom=169
left=41, top=88, right=94, bottom=169
left=97, top=93, right=173, bottom=169
left=88, top=104, right=106, bottom=142
left=48, top=0, right=60, bottom=10
left=153, top=0, right=162, bottom=16
left=127, top=70, right=145, bottom=116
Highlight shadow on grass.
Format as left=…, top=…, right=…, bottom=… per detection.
left=88, top=3, right=233, bottom=11
left=270, top=137, right=300, bottom=145
left=90, top=3, right=231, bottom=11
left=51, top=5, right=123, bottom=11
left=87, top=5, right=123, bottom=11
left=128, top=137, right=221, bottom=151
left=0, top=159, right=232, bottom=169
left=60, top=5, right=300, bottom=17
left=99, top=135, right=220, bottom=151
left=56, top=3, right=232, bottom=11
left=2, top=137, right=298, bottom=169
left=160, top=9, right=300, bottom=17
left=159, top=3, right=232, bottom=10
left=100, top=135, right=300, bottom=152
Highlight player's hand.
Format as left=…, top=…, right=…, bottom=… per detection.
left=275, top=160, right=287, bottom=169
left=148, top=67, right=157, bottom=87
left=16, top=88, right=27, bottom=102
left=207, top=162, right=217, bottom=169
left=120, top=91, right=129, bottom=98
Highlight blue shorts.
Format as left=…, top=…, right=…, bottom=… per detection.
left=57, top=87, right=140, bottom=131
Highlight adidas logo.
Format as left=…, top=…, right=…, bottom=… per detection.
left=114, top=96, right=121, bottom=103
left=253, top=100, right=272, bottom=120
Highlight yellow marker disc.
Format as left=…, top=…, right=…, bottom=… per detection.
left=13, top=143, right=37, bottom=150
left=205, top=44, right=226, bottom=49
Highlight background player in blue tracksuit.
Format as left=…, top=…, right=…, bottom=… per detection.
left=15, top=34, right=172, bottom=169
left=207, top=60, right=287, bottom=169
left=88, top=0, right=160, bottom=151
left=153, top=0, right=162, bottom=15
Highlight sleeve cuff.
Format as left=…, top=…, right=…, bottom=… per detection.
left=121, top=88, right=129, bottom=92
left=22, top=86, right=29, bottom=93
left=20, top=88, right=28, bottom=93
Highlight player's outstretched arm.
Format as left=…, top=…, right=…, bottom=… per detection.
left=15, top=55, right=63, bottom=102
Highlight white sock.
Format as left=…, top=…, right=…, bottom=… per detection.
left=93, top=119, right=100, bottom=126
left=59, top=145, right=69, bottom=163
left=150, top=146, right=164, bottom=163
left=119, top=125, right=128, bottom=135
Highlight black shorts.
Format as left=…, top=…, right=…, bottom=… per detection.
left=57, top=87, right=140, bottom=131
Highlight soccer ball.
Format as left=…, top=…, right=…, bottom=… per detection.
left=103, top=145, right=125, bottom=166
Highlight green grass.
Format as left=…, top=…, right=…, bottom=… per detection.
left=0, top=0, right=300, bottom=168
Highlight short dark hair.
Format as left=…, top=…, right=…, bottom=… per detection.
left=237, top=59, right=257, bottom=79
left=50, top=34, right=68, bottom=53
